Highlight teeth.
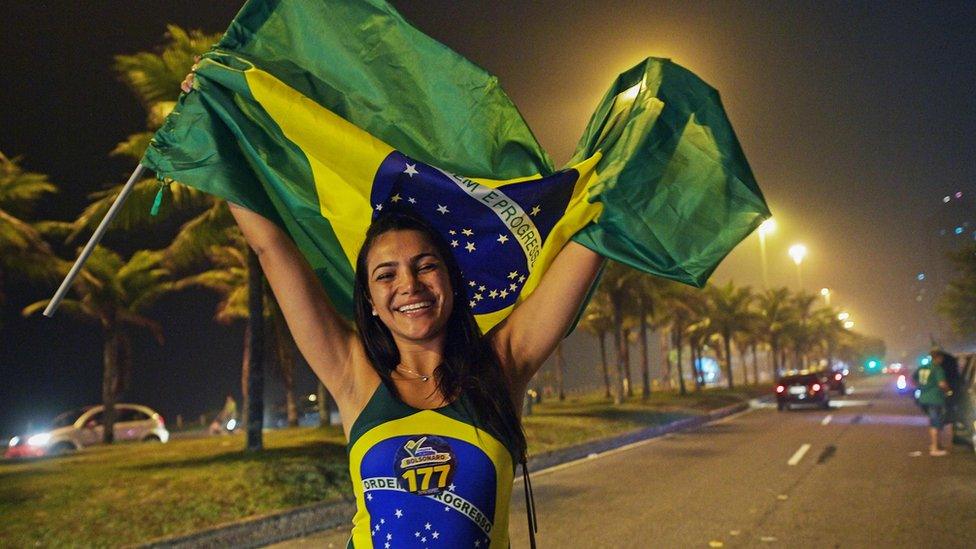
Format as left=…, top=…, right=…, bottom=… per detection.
left=397, top=302, right=432, bottom=313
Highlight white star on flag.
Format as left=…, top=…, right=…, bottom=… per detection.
left=422, top=537, right=427, bottom=543
left=468, top=280, right=476, bottom=287
left=404, top=163, right=419, bottom=177
left=387, top=533, right=393, bottom=540
left=508, top=271, right=518, bottom=280
left=433, top=532, right=440, bottom=539
left=518, top=275, right=526, bottom=283
left=367, top=493, right=373, bottom=501
left=395, top=509, right=403, bottom=518
left=380, top=519, right=385, bottom=524
left=408, top=197, right=416, bottom=204
left=448, top=483, right=456, bottom=491
left=489, top=290, right=498, bottom=298
left=475, top=541, right=481, bottom=547
left=478, top=285, right=486, bottom=291
left=497, top=234, right=509, bottom=244
left=510, top=283, right=518, bottom=291
left=375, top=203, right=383, bottom=211
left=415, top=532, right=420, bottom=537
left=425, top=522, right=432, bottom=530
left=474, top=293, right=483, bottom=301
left=436, top=204, right=449, bottom=214
left=391, top=194, right=402, bottom=203
left=465, top=242, right=476, bottom=252
left=461, top=228, right=474, bottom=236
left=530, top=205, right=541, bottom=216
left=469, top=300, right=476, bottom=308
left=444, top=506, right=450, bottom=511
left=449, top=229, right=456, bottom=235
left=385, top=544, right=390, bottom=549
left=500, top=290, right=509, bottom=298
left=451, top=240, right=459, bottom=248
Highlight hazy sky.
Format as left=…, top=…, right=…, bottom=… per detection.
left=1, top=1, right=974, bottom=434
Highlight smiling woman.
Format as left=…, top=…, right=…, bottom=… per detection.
left=230, top=201, right=604, bottom=548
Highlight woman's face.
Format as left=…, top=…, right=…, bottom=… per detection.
left=365, top=229, right=455, bottom=346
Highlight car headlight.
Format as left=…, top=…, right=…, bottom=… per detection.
left=8, top=436, right=20, bottom=447
left=27, top=433, right=51, bottom=447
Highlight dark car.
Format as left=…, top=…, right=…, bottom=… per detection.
left=775, top=373, right=830, bottom=411
left=951, top=354, right=976, bottom=454
left=822, top=370, right=847, bottom=394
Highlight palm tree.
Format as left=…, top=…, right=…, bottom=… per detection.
left=635, top=275, right=667, bottom=398
left=785, top=292, right=818, bottom=371
left=756, top=287, right=791, bottom=380
left=660, top=281, right=697, bottom=395
left=938, top=242, right=976, bottom=336
left=578, top=291, right=614, bottom=398
left=171, top=238, right=273, bottom=450
left=0, top=152, right=64, bottom=320
left=707, top=282, right=755, bottom=389
left=600, top=261, right=641, bottom=403
left=23, top=247, right=169, bottom=443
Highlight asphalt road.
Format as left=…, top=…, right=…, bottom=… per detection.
left=269, top=375, right=976, bottom=548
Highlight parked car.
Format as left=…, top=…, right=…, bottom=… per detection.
left=951, top=354, right=976, bottom=454
left=5, top=403, right=169, bottom=458
left=775, top=373, right=830, bottom=411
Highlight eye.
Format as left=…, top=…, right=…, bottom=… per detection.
left=374, top=271, right=394, bottom=281
left=419, top=262, right=438, bottom=272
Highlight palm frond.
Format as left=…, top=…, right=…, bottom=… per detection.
left=0, top=151, right=57, bottom=216
left=110, top=132, right=155, bottom=162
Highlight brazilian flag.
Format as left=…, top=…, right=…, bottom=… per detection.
left=143, top=0, right=769, bottom=333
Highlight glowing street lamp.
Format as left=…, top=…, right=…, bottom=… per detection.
left=757, top=218, right=776, bottom=288
left=820, top=287, right=831, bottom=306
left=843, top=320, right=855, bottom=330
left=788, top=244, right=807, bottom=289
left=837, top=311, right=850, bottom=321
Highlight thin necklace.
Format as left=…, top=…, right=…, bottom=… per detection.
left=396, top=364, right=432, bottom=382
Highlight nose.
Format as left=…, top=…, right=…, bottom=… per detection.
left=399, top=269, right=423, bottom=294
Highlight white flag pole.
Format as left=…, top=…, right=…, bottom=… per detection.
left=43, top=164, right=147, bottom=317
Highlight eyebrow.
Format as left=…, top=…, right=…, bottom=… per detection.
left=370, top=252, right=439, bottom=276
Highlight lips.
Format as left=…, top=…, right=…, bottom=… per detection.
left=395, top=301, right=434, bottom=313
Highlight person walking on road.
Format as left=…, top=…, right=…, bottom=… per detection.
left=209, top=394, right=238, bottom=435
left=931, top=349, right=961, bottom=437
left=914, top=353, right=951, bottom=456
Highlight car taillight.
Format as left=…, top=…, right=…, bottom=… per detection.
left=812, top=383, right=821, bottom=392
left=776, top=385, right=785, bottom=393
left=834, top=373, right=842, bottom=381
left=155, top=414, right=165, bottom=427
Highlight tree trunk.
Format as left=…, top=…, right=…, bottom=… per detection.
left=244, top=247, right=265, bottom=452
left=661, top=329, right=673, bottom=390
left=622, top=328, right=633, bottom=398
left=316, top=382, right=332, bottom=427
left=101, top=326, right=120, bottom=444
left=598, top=332, right=611, bottom=399
left=674, top=327, right=687, bottom=396
left=738, top=345, right=750, bottom=386
left=554, top=342, right=566, bottom=401
left=750, top=343, right=760, bottom=385
left=610, top=295, right=626, bottom=405
left=690, top=343, right=700, bottom=389
left=724, top=330, right=734, bottom=390
left=639, top=309, right=651, bottom=399
left=273, top=308, right=298, bottom=428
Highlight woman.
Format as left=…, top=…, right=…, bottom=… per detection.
left=182, top=67, right=603, bottom=547
left=233, top=200, right=602, bottom=548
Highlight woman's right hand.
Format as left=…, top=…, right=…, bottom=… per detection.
left=180, top=56, right=201, bottom=93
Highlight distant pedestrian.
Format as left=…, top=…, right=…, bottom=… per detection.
left=914, top=352, right=951, bottom=456
left=931, top=349, right=962, bottom=434
left=209, top=394, right=238, bottom=435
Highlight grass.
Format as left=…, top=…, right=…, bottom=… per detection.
left=0, top=384, right=768, bottom=547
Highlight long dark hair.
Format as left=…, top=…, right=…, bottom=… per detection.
left=353, top=210, right=527, bottom=461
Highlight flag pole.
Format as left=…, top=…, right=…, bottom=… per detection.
left=43, top=164, right=147, bottom=317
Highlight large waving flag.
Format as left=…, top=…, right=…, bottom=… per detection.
left=142, top=0, right=769, bottom=333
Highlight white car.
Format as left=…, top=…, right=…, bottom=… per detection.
left=5, top=403, right=169, bottom=458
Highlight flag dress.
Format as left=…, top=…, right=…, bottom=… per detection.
left=346, top=382, right=517, bottom=548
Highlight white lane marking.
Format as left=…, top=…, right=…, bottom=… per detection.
left=787, top=443, right=812, bottom=466
left=514, top=405, right=759, bottom=482
left=821, top=414, right=833, bottom=426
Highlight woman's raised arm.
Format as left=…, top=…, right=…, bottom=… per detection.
left=488, top=241, right=605, bottom=390
left=229, top=203, right=368, bottom=406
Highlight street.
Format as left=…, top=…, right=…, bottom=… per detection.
left=270, top=375, right=976, bottom=548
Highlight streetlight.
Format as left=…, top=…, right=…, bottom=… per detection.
left=837, top=311, right=850, bottom=321
left=843, top=320, right=855, bottom=330
left=788, top=244, right=807, bottom=289
left=757, top=218, right=776, bottom=288
left=820, top=287, right=831, bottom=306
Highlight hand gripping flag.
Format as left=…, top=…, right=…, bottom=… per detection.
left=142, top=0, right=770, bottom=333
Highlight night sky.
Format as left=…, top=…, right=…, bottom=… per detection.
left=1, top=1, right=974, bottom=437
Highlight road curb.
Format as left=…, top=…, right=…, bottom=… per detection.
left=138, top=399, right=755, bottom=549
